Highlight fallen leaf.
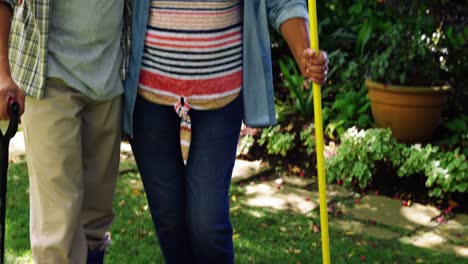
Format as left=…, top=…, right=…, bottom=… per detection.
left=448, top=199, right=459, bottom=208
left=313, top=224, right=320, bottom=233
left=132, top=188, right=142, bottom=195
left=289, top=165, right=302, bottom=174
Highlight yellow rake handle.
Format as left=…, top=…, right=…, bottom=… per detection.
left=308, top=1, right=331, bottom=263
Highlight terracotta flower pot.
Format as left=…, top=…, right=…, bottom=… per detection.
left=365, top=79, right=451, bottom=143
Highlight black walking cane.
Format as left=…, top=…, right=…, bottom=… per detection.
left=0, top=100, right=20, bottom=263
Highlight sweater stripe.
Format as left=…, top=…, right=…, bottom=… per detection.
left=139, top=70, right=242, bottom=95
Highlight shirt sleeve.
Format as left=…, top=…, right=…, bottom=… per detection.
left=266, top=0, right=309, bottom=32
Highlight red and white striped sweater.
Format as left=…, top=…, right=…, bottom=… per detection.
left=138, top=0, right=243, bottom=163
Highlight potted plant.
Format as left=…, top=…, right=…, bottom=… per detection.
left=365, top=3, right=452, bottom=143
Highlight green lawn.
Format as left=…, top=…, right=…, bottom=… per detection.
left=4, top=162, right=465, bottom=263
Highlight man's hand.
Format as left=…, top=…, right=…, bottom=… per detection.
left=0, top=2, right=25, bottom=120
left=0, top=75, right=25, bottom=120
left=299, top=49, right=328, bottom=85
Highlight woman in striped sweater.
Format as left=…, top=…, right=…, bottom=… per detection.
left=124, top=1, right=328, bottom=263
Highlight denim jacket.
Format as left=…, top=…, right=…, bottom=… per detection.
left=123, top=0, right=308, bottom=137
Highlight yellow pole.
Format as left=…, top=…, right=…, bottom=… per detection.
left=308, top=1, right=331, bottom=263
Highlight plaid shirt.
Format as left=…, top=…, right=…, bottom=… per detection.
left=2, top=0, right=131, bottom=99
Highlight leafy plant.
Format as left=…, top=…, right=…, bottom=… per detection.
left=300, top=123, right=316, bottom=155
left=278, top=57, right=314, bottom=120
left=398, top=144, right=439, bottom=176
left=273, top=98, right=294, bottom=124
left=326, top=127, right=468, bottom=198
left=325, top=127, right=401, bottom=188
left=425, top=149, right=467, bottom=197
left=258, top=125, right=295, bottom=157
left=323, top=85, right=372, bottom=140
left=238, top=134, right=255, bottom=156
left=366, top=3, right=450, bottom=86
left=398, top=144, right=468, bottom=197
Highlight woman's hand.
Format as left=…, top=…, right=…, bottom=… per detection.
left=299, top=49, right=328, bottom=85
left=279, top=18, right=329, bottom=86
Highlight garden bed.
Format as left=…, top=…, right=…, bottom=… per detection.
left=238, top=125, right=468, bottom=215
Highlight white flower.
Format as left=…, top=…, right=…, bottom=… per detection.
left=412, top=144, right=422, bottom=151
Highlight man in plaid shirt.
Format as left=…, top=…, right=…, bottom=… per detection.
left=0, top=1, right=130, bottom=263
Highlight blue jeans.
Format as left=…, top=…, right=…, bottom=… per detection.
left=130, top=94, right=242, bottom=264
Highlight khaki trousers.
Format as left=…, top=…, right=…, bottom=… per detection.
left=22, top=79, right=122, bottom=264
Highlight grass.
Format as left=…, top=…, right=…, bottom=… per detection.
left=4, top=161, right=466, bottom=263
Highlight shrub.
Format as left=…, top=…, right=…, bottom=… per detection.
left=258, top=125, right=296, bottom=157
left=326, top=127, right=468, bottom=198
left=325, top=127, right=401, bottom=188
left=425, top=149, right=467, bottom=197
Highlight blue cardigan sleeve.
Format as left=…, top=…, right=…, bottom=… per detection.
left=266, top=0, right=309, bottom=32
